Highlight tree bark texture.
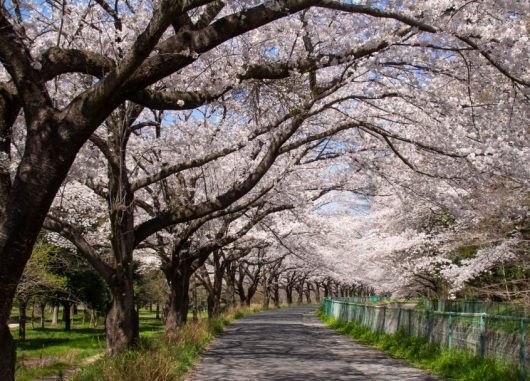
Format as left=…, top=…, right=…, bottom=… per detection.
left=105, top=275, right=139, bottom=355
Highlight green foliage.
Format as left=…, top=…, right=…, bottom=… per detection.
left=318, top=310, right=524, bottom=381
left=16, top=243, right=68, bottom=304
left=135, top=268, right=169, bottom=309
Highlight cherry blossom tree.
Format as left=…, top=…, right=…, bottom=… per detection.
left=0, top=0, right=528, bottom=378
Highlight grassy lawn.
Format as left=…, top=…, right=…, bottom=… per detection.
left=13, top=308, right=163, bottom=381
left=317, top=309, right=525, bottom=381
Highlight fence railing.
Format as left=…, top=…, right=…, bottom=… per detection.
left=420, top=298, right=529, bottom=317
left=322, top=298, right=530, bottom=381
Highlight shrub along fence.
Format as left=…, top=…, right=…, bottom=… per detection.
left=322, top=298, right=530, bottom=381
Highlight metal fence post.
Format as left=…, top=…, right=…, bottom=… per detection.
left=520, top=318, right=527, bottom=381
left=448, top=314, right=453, bottom=350
left=381, top=306, right=386, bottom=334
left=371, top=306, right=376, bottom=332
left=408, top=309, right=412, bottom=336
left=363, top=304, right=368, bottom=325
left=397, top=307, right=402, bottom=333
left=479, top=314, right=485, bottom=358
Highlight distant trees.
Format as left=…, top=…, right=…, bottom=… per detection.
left=14, top=244, right=66, bottom=341
left=14, top=243, right=109, bottom=339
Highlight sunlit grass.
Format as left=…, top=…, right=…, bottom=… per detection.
left=13, top=308, right=163, bottom=381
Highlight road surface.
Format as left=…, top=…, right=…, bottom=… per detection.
left=189, top=305, right=439, bottom=380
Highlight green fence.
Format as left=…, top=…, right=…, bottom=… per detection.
left=332, top=296, right=390, bottom=303
left=323, top=298, right=530, bottom=380
left=421, top=299, right=529, bottom=317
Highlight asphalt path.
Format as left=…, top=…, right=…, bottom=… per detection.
left=189, top=305, right=439, bottom=381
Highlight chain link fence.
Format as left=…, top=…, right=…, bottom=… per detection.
left=323, top=298, right=530, bottom=380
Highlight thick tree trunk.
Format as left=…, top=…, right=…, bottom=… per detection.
left=334, top=283, right=340, bottom=297
left=273, top=284, right=280, bottom=308
left=323, top=283, right=330, bottom=298
left=207, top=253, right=225, bottom=319
left=314, top=283, right=321, bottom=303
left=105, top=275, right=139, bottom=355
left=236, top=268, right=247, bottom=306
left=296, top=283, right=304, bottom=305
left=192, top=279, right=198, bottom=322
left=305, top=283, right=312, bottom=304
left=0, top=323, right=15, bottom=381
left=238, top=292, right=247, bottom=307
left=63, top=301, right=71, bottom=331
left=0, top=114, right=91, bottom=381
left=285, top=286, right=293, bottom=305
left=245, top=282, right=258, bottom=307
left=164, top=265, right=191, bottom=334
left=207, top=279, right=223, bottom=319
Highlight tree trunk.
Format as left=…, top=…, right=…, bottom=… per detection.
left=105, top=275, right=139, bottom=355
left=262, top=277, right=270, bottom=309
left=155, top=304, right=160, bottom=320
left=0, top=112, right=95, bottom=381
left=305, top=284, right=312, bottom=304
left=164, top=265, right=191, bottom=334
left=273, top=284, right=280, bottom=308
left=272, top=275, right=280, bottom=307
left=285, top=286, right=293, bottom=305
left=207, top=253, right=225, bottom=319
left=51, top=305, right=58, bottom=326
left=296, top=282, right=304, bottom=305
left=63, top=301, right=71, bottom=331
left=0, top=323, right=15, bottom=381
left=70, top=304, right=75, bottom=327
left=40, top=303, right=46, bottom=329
left=236, top=269, right=247, bottom=306
left=247, top=278, right=260, bottom=307
left=238, top=289, right=246, bottom=307
left=192, top=278, right=198, bottom=323
left=91, top=310, right=99, bottom=328
left=207, top=281, right=223, bottom=318
left=31, top=302, right=35, bottom=329
left=314, top=283, right=321, bottom=303
left=18, top=301, right=27, bottom=342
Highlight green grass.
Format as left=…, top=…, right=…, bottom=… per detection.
left=13, top=309, right=163, bottom=381
left=72, top=305, right=264, bottom=381
left=317, top=309, right=525, bottom=381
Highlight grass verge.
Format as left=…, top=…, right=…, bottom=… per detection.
left=72, top=306, right=264, bottom=381
left=317, top=309, right=524, bottom=381
left=14, top=309, right=163, bottom=381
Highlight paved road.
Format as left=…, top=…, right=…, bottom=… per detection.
left=189, top=305, right=439, bottom=381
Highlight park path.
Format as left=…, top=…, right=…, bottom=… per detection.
left=189, top=305, right=439, bottom=381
